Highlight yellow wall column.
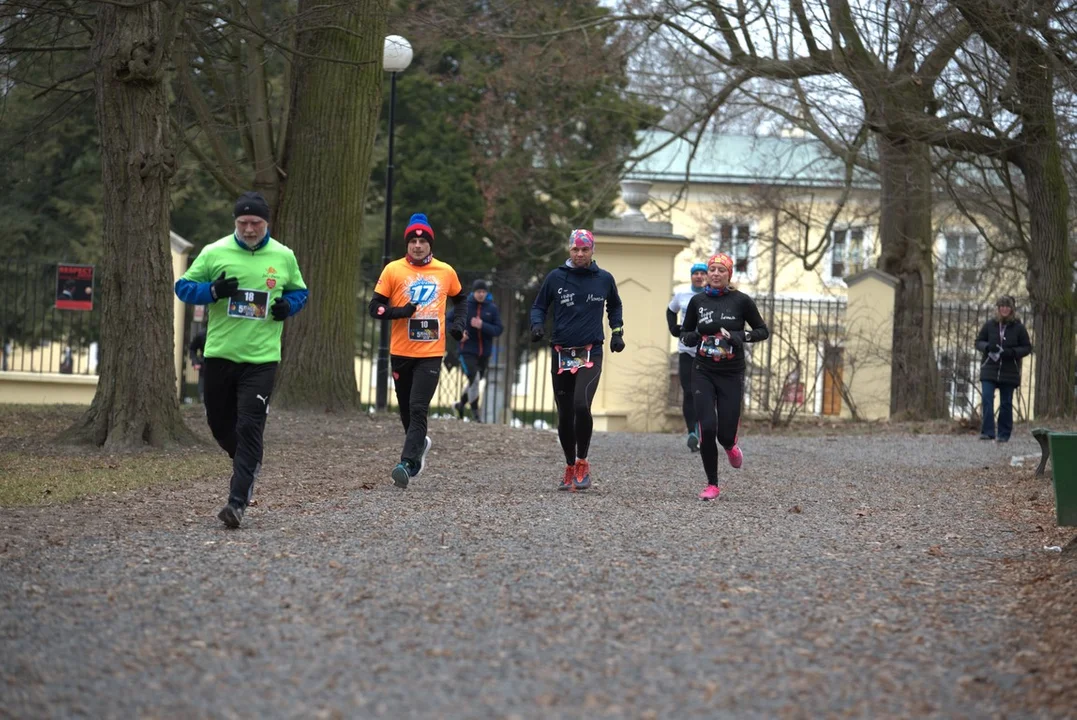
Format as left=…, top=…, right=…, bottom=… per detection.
left=844, top=268, right=897, bottom=421
left=170, top=232, right=194, bottom=399
left=590, top=188, right=691, bottom=432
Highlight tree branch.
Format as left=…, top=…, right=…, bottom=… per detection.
left=174, top=34, right=247, bottom=191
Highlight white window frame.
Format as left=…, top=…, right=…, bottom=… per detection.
left=937, top=230, right=984, bottom=290
left=824, top=226, right=873, bottom=287
left=711, top=219, right=757, bottom=284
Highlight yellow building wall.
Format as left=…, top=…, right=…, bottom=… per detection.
left=0, top=372, right=98, bottom=404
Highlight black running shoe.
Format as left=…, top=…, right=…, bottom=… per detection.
left=218, top=502, right=244, bottom=529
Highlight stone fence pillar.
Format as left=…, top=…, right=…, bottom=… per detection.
left=844, top=268, right=898, bottom=421
left=590, top=200, right=690, bottom=432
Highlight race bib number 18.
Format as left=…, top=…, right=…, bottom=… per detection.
left=227, top=289, right=269, bottom=320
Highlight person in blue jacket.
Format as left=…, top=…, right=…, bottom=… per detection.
left=530, top=228, right=624, bottom=491
left=447, top=278, right=503, bottom=421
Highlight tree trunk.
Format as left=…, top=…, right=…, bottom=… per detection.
left=273, top=0, right=387, bottom=410
left=1015, top=79, right=1075, bottom=418
left=946, top=1, right=1075, bottom=419
left=59, top=0, right=196, bottom=449
left=874, top=134, right=948, bottom=420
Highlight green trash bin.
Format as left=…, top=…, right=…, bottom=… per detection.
left=1048, top=432, right=1077, bottom=527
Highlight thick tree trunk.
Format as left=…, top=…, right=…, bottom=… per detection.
left=273, top=0, right=387, bottom=410
left=1016, top=91, right=1075, bottom=419
left=59, top=0, right=196, bottom=449
left=947, top=1, right=1075, bottom=420
left=874, top=134, right=948, bottom=420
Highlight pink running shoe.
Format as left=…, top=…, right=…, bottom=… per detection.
left=726, top=445, right=743, bottom=469
left=698, top=485, right=721, bottom=501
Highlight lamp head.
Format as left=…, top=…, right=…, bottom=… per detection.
left=383, top=35, right=413, bottom=73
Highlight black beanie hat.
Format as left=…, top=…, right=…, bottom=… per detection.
left=472, top=279, right=489, bottom=291
left=234, top=191, right=271, bottom=222
left=996, top=295, right=1016, bottom=309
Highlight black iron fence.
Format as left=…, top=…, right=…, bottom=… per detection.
left=933, top=302, right=1038, bottom=422
left=0, top=262, right=100, bottom=375
left=6, top=256, right=1066, bottom=424
left=351, top=266, right=559, bottom=428
left=662, top=297, right=849, bottom=424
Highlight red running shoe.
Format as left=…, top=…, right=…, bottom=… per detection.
left=558, top=465, right=574, bottom=491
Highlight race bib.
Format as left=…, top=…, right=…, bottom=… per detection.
left=227, top=289, right=269, bottom=320
left=700, top=334, right=734, bottom=361
left=408, top=317, right=440, bottom=342
left=556, top=345, right=593, bottom=374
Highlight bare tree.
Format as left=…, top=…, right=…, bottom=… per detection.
left=617, top=0, right=971, bottom=419
left=58, top=0, right=197, bottom=447
left=174, top=0, right=387, bottom=410
left=879, top=1, right=1076, bottom=417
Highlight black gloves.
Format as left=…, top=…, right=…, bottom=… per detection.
left=449, top=317, right=466, bottom=341
left=530, top=324, right=545, bottom=343
left=610, top=334, right=625, bottom=353
left=387, top=302, right=417, bottom=319
left=726, top=330, right=747, bottom=347
left=270, top=297, right=290, bottom=321
left=210, top=272, right=239, bottom=301
left=680, top=331, right=701, bottom=347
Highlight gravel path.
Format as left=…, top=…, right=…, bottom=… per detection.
left=0, top=414, right=1070, bottom=719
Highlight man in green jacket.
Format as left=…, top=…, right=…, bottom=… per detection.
left=175, top=191, right=309, bottom=528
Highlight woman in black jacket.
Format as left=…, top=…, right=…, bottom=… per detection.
left=974, top=295, right=1032, bottom=442
left=680, top=253, right=769, bottom=500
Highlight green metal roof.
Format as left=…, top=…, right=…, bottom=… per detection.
left=626, top=130, right=879, bottom=189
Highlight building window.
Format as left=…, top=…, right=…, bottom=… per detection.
left=830, top=227, right=867, bottom=280
left=942, top=231, right=982, bottom=287
left=713, top=222, right=751, bottom=275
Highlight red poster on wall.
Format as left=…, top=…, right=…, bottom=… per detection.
left=56, top=264, right=95, bottom=311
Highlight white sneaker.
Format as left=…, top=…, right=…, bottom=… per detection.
left=415, top=436, right=432, bottom=476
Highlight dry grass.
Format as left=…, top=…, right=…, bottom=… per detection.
left=0, top=404, right=222, bottom=507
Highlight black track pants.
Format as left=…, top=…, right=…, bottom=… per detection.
left=679, top=352, right=697, bottom=433
left=458, top=353, right=488, bottom=408
left=392, top=355, right=442, bottom=464
left=203, top=358, right=277, bottom=509
left=691, top=367, right=744, bottom=483
left=551, top=354, right=603, bottom=466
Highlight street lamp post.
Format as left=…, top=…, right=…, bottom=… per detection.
left=376, top=35, right=413, bottom=410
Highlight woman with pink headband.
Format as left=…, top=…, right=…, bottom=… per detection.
left=678, top=253, right=769, bottom=500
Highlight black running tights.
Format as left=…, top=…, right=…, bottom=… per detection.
left=551, top=354, right=603, bottom=466
left=691, top=367, right=743, bottom=483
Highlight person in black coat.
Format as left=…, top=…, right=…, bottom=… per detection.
left=974, top=295, right=1032, bottom=442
